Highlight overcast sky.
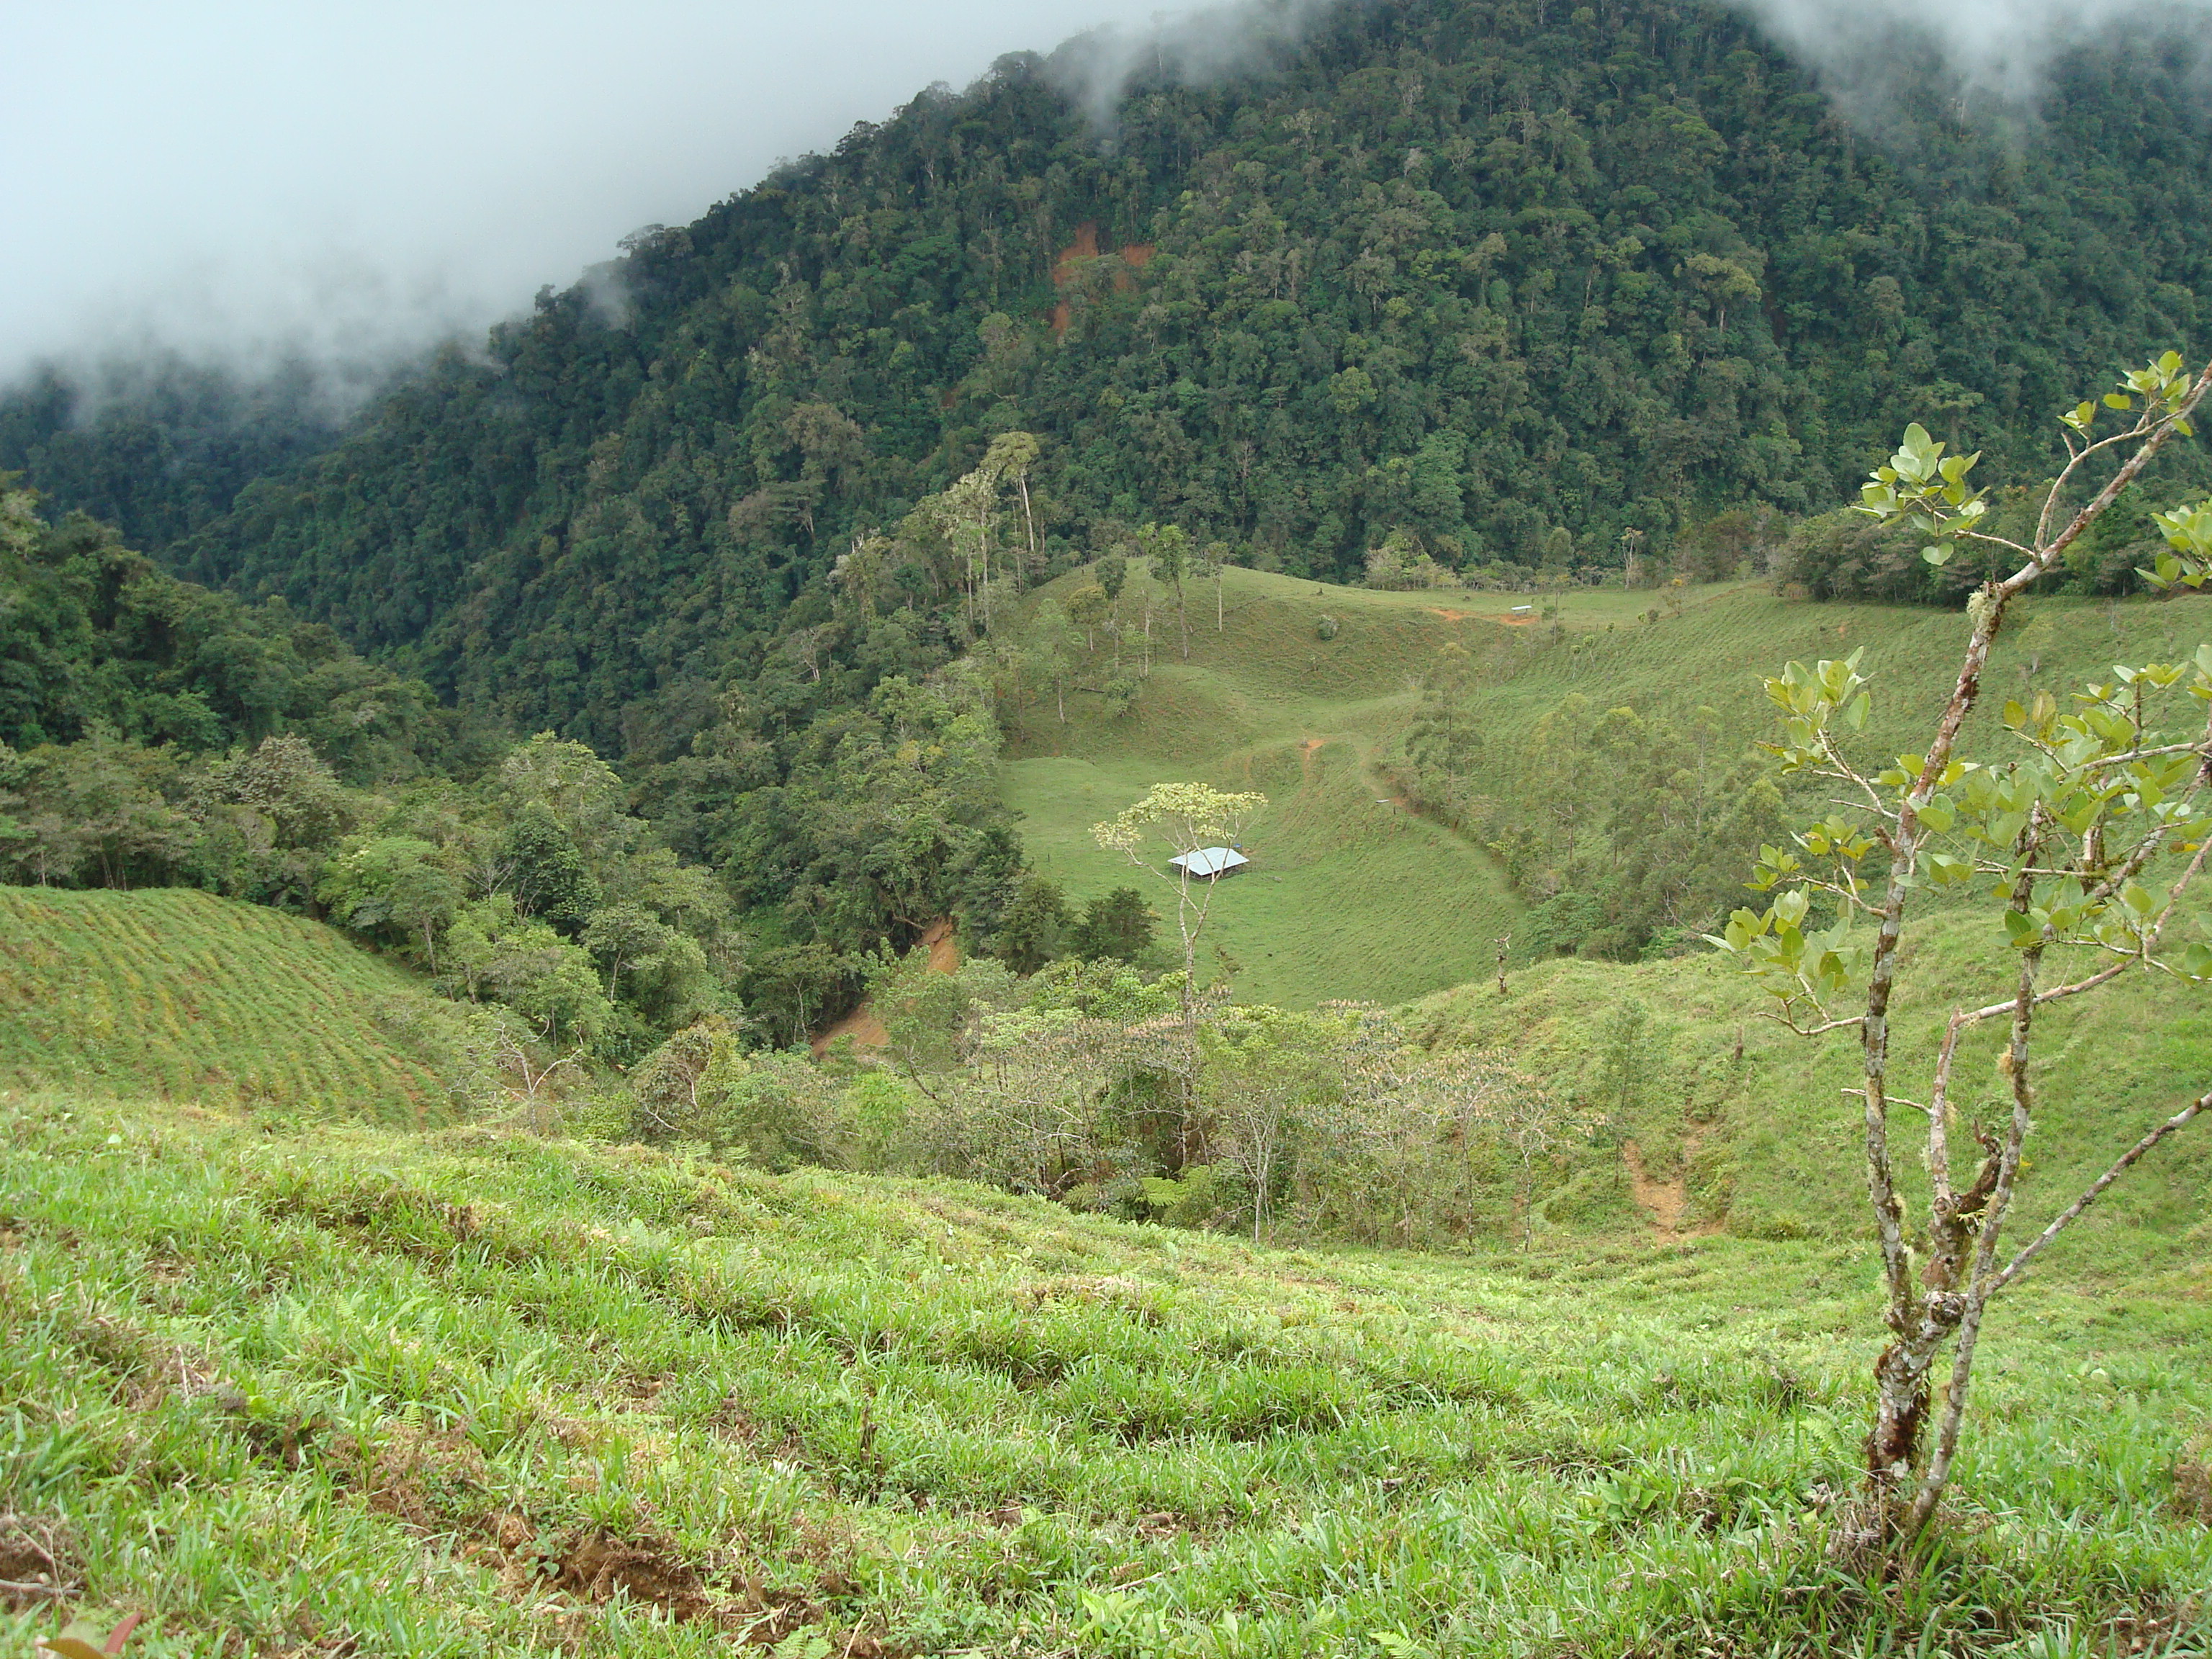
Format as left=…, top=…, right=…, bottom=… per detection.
left=0, top=0, right=1192, bottom=385
left=9, top=0, right=2203, bottom=390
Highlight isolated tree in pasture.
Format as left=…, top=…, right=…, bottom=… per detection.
left=1028, top=600, right=1082, bottom=724
left=1065, top=581, right=1109, bottom=652
left=1094, top=552, right=1128, bottom=663
left=1093, top=783, right=1266, bottom=1005
left=1201, top=541, right=1232, bottom=632
left=1406, top=642, right=1478, bottom=818
left=1711, top=351, right=2212, bottom=1545
left=1138, top=521, right=1193, bottom=661
left=1094, top=782, right=1267, bottom=1134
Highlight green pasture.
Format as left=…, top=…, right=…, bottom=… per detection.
left=1407, top=905, right=2212, bottom=1259
left=1002, top=565, right=1536, bottom=1008
left=1003, top=739, right=1519, bottom=1012
left=0, top=886, right=451, bottom=1124
left=3, top=1094, right=2206, bottom=1658
left=1002, top=563, right=2212, bottom=1008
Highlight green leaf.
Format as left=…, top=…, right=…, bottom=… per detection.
left=1925, top=851, right=1972, bottom=884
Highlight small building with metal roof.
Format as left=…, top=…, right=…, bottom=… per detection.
left=1169, top=846, right=1249, bottom=880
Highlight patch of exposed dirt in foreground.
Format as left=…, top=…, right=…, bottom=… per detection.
left=1622, top=1137, right=1721, bottom=1238
left=0, top=1512, right=76, bottom=1611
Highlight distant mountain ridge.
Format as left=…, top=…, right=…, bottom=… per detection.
left=6, top=0, right=2212, bottom=752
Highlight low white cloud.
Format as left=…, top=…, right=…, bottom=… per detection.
left=1737, top=0, right=2211, bottom=120
left=1, top=0, right=1248, bottom=388
left=1045, top=0, right=1334, bottom=130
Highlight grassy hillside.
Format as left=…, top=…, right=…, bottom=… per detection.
left=999, top=567, right=2212, bottom=1253
left=1003, top=567, right=1538, bottom=1007
left=4, top=1093, right=2208, bottom=1658
left=1404, top=907, right=2212, bottom=1258
left=0, top=887, right=459, bottom=1125
left=1004, top=566, right=2212, bottom=1007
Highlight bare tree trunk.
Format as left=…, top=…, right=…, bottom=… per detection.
left=1174, top=867, right=1215, bottom=1159
left=979, top=515, right=993, bottom=633
left=1252, top=1135, right=1269, bottom=1244
left=1017, top=474, right=1038, bottom=592
left=1517, top=1151, right=1534, bottom=1251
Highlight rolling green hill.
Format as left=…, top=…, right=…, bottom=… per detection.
left=994, top=564, right=2212, bottom=1257
left=1002, top=562, right=2212, bottom=1006
left=1409, top=909, right=2212, bottom=1261
left=1002, top=567, right=1535, bottom=1007
left=3, top=1092, right=2207, bottom=1656
left=0, top=886, right=461, bottom=1125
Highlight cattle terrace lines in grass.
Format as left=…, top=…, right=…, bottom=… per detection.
left=0, top=887, right=451, bottom=1123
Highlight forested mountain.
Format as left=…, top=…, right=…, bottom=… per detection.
left=7, top=0, right=2209, bottom=757
left=0, top=482, right=1019, bottom=1045
left=0, top=356, right=342, bottom=553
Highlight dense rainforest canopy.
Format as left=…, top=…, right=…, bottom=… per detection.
left=0, top=487, right=1017, bottom=1046
left=6, top=0, right=2209, bottom=756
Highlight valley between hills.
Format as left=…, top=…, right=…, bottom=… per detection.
left=7, top=0, right=2212, bottom=1647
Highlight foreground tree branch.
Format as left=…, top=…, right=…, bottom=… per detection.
left=1710, top=351, right=2212, bottom=1547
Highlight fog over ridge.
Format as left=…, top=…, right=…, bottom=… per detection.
left=6, top=0, right=2208, bottom=407
left=0, top=0, right=1231, bottom=397
left=1731, top=0, right=2212, bottom=120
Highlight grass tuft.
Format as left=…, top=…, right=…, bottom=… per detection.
left=2, top=1094, right=2206, bottom=1655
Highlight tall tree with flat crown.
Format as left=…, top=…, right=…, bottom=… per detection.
left=1138, top=522, right=1192, bottom=661
left=1094, top=781, right=1266, bottom=1148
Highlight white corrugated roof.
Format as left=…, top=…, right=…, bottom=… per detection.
left=1169, top=846, right=1249, bottom=878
